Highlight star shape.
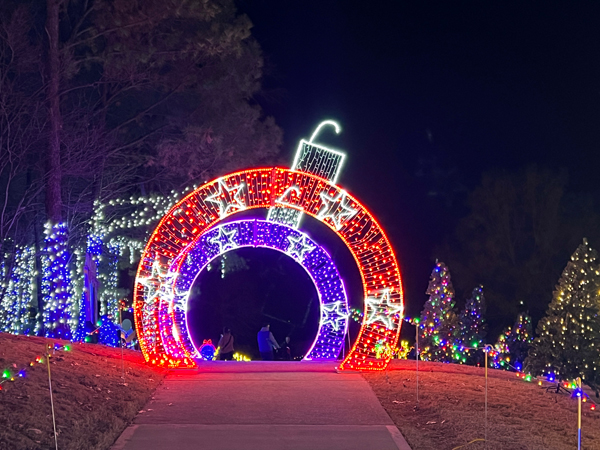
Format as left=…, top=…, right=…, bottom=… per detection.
left=208, top=226, right=238, bottom=253
left=364, top=289, right=403, bottom=330
left=321, top=301, right=349, bottom=332
left=205, top=179, right=246, bottom=218
left=316, top=190, right=358, bottom=230
left=138, top=260, right=169, bottom=302
left=286, top=233, right=315, bottom=261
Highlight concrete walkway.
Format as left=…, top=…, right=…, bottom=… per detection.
left=111, top=361, right=411, bottom=450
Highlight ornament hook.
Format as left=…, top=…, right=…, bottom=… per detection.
left=309, top=120, right=342, bottom=144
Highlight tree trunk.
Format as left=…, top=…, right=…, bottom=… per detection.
left=45, top=0, right=62, bottom=223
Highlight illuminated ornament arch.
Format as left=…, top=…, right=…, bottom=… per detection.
left=134, top=121, right=404, bottom=370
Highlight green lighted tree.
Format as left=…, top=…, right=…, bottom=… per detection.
left=492, top=312, right=533, bottom=371
left=527, top=239, right=600, bottom=392
left=507, top=313, right=533, bottom=370
left=457, top=285, right=487, bottom=364
left=419, top=261, right=458, bottom=362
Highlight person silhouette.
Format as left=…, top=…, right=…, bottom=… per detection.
left=257, top=323, right=279, bottom=361
left=280, top=336, right=292, bottom=361
left=217, top=327, right=234, bottom=361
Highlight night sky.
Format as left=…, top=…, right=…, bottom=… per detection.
left=190, top=2, right=600, bottom=349
left=231, top=1, right=600, bottom=324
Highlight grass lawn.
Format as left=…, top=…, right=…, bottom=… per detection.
left=364, top=359, right=600, bottom=450
left=0, top=333, right=166, bottom=450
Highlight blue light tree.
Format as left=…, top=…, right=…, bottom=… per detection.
left=41, top=223, right=74, bottom=339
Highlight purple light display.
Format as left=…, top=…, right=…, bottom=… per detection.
left=160, top=219, right=349, bottom=361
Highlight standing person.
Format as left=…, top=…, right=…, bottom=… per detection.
left=257, top=323, right=279, bottom=361
left=217, top=327, right=234, bottom=361
left=280, top=336, right=292, bottom=361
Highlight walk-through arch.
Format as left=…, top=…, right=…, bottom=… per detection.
left=134, top=122, right=404, bottom=370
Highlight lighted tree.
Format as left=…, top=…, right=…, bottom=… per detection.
left=492, top=312, right=533, bottom=371
left=527, top=239, right=600, bottom=392
left=41, top=223, right=74, bottom=339
left=507, top=313, right=533, bottom=370
left=492, top=327, right=511, bottom=369
left=457, top=285, right=487, bottom=363
left=419, top=261, right=458, bottom=362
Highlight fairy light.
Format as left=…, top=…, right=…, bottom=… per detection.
left=269, top=120, right=344, bottom=228
left=0, top=245, right=36, bottom=335
left=1, top=188, right=163, bottom=343
left=292, top=119, right=345, bottom=183
left=41, top=223, right=74, bottom=340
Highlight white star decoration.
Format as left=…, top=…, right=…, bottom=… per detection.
left=138, top=260, right=182, bottom=310
left=286, top=234, right=315, bottom=262
left=208, top=226, right=238, bottom=253
left=316, top=190, right=358, bottom=230
left=321, top=301, right=349, bottom=332
left=364, top=289, right=403, bottom=330
left=205, top=179, right=246, bottom=218
left=138, top=260, right=169, bottom=302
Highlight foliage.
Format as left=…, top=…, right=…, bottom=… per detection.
left=440, top=167, right=600, bottom=335
left=0, top=0, right=281, bottom=231
left=0, top=0, right=281, bottom=336
left=526, top=239, right=600, bottom=392
left=419, top=261, right=458, bottom=362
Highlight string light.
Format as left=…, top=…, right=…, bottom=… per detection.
left=0, top=245, right=36, bottom=335
left=455, top=285, right=487, bottom=364
left=0, top=343, right=71, bottom=391
left=41, top=223, right=74, bottom=340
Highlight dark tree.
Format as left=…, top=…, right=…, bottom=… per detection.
left=441, top=166, right=600, bottom=335
left=1, top=0, right=282, bottom=230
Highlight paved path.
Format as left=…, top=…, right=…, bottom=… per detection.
left=111, top=361, right=411, bottom=450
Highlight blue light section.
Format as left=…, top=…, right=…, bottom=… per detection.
left=41, top=222, right=74, bottom=340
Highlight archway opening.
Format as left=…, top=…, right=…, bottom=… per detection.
left=187, top=247, right=321, bottom=360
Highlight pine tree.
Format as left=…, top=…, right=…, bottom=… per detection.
left=507, top=313, right=533, bottom=371
left=492, top=312, right=533, bottom=371
left=457, top=285, right=487, bottom=364
left=419, top=261, right=458, bottom=362
left=527, top=239, right=600, bottom=392
left=492, top=327, right=511, bottom=369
